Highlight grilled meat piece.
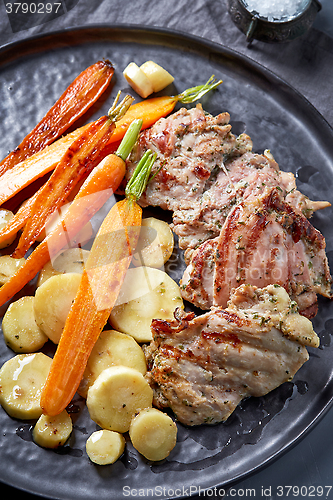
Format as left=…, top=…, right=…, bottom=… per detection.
left=126, top=104, right=253, bottom=213
left=181, top=188, right=332, bottom=317
left=145, top=284, right=319, bottom=426
left=127, top=108, right=329, bottom=251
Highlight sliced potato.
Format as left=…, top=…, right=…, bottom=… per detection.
left=0, top=353, right=52, bottom=419
left=86, top=429, right=125, bottom=465
left=86, top=365, right=153, bottom=433
left=140, top=61, right=174, bottom=93
left=78, top=329, right=146, bottom=398
left=33, top=410, right=72, bottom=448
left=109, top=267, right=184, bottom=342
left=132, top=217, right=174, bottom=268
left=123, top=62, right=154, bottom=98
left=34, top=273, right=81, bottom=344
left=37, top=248, right=90, bottom=287
left=2, top=296, right=48, bottom=353
left=0, top=255, right=25, bottom=286
left=129, top=408, right=177, bottom=461
left=36, top=203, right=93, bottom=245
left=0, top=209, right=16, bottom=249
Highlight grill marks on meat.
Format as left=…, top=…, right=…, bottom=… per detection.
left=181, top=189, right=332, bottom=318
left=145, top=284, right=319, bottom=426
left=126, top=105, right=253, bottom=213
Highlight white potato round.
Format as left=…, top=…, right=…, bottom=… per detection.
left=33, top=410, right=72, bottom=448
left=109, top=267, right=184, bottom=342
left=131, top=217, right=174, bottom=268
left=86, top=430, right=125, bottom=465
left=33, top=273, right=81, bottom=344
left=86, top=365, right=153, bottom=433
left=37, top=248, right=90, bottom=287
left=0, top=255, right=25, bottom=285
left=129, top=408, right=177, bottom=461
left=140, top=61, right=174, bottom=93
left=0, top=209, right=16, bottom=249
left=123, top=62, right=154, bottom=98
left=2, top=296, right=48, bottom=353
left=78, top=329, right=147, bottom=398
left=0, top=353, right=52, bottom=419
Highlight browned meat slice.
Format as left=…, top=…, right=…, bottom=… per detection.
left=145, top=284, right=319, bottom=426
left=127, top=107, right=329, bottom=251
left=181, top=188, right=332, bottom=317
left=126, top=104, right=253, bottom=212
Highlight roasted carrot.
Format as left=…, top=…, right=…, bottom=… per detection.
left=12, top=94, right=134, bottom=258
left=0, top=61, right=114, bottom=178
left=109, top=75, right=223, bottom=143
left=40, top=149, right=157, bottom=416
left=0, top=126, right=90, bottom=208
left=0, top=119, right=143, bottom=308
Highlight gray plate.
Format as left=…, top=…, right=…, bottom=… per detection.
left=0, top=25, right=333, bottom=500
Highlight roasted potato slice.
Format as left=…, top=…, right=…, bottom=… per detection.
left=109, top=267, right=183, bottom=342
left=86, top=365, right=153, bottom=433
left=129, top=408, right=177, bottom=461
left=34, top=273, right=81, bottom=344
left=132, top=217, right=174, bottom=268
left=0, top=353, right=52, bottom=419
left=78, top=329, right=146, bottom=398
left=2, top=296, right=48, bottom=353
left=86, top=430, right=125, bottom=465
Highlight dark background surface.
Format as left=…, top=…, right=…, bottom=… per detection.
left=1, top=1, right=333, bottom=498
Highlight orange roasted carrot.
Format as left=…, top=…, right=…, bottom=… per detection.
left=12, top=94, right=134, bottom=258
left=0, top=120, right=143, bottom=308
left=40, top=149, right=157, bottom=416
left=0, top=61, right=114, bottom=177
left=109, top=75, right=223, bottom=143
left=0, top=125, right=90, bottom=207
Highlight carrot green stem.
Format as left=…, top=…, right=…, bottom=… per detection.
left=115, top=119, right=143, bottom=161
left=176, top=75, right=222, bottom=104
left=125, top=149, right=157, bottom=201
left=108, top=91, right=135, bottom=122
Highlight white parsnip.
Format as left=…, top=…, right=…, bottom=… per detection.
left=86, top=365, right=153, bottom=433
left=33, top=410, right=72, bottom=448
left=140, top=61, right=174, bottom=93
left=37, top=248, right=90, bottom=287
left=33, top=273, right=81, bottom=344
left=129, top=408, right=177, bottom=461
left=0, top=255, right=25, bottom=286
left=0, top=353, right=52, bottom=419
left=123, top=62, right=154, bottom=98
left=0, top=209, right=16, bottom=249
left=2, top=296, right=48, bottom=353
left=109, top=267, right=184, bottom=342
left=78, top=329, right=146, bottom=398
left=86, top=430, right=125, bottom=465
left=132, top=217, right=174, bottom=268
